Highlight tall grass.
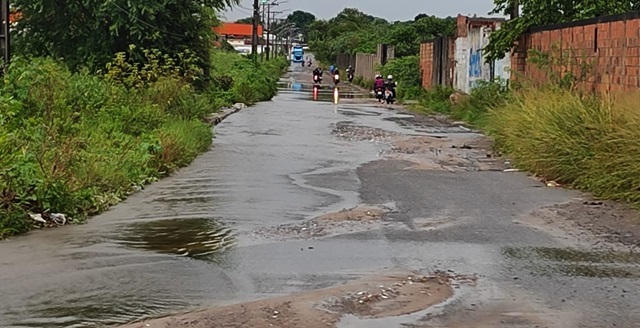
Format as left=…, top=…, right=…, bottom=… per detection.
left=485, top=86, right=640, bottom=205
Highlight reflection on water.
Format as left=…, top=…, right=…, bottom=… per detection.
left=116, top=218, right=235, bottom=260
left=14, top=296, right=188, bottom=328
left=502, top=246, right=640, bottom=278
left=277, top=81, right=370, bottom=103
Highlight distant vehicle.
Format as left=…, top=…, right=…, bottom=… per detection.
left=292, top=45, right=304, bottom=63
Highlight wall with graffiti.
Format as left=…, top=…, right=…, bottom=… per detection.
left=453, top=17, right=510, bottom=93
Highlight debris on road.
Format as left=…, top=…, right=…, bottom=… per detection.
left=29, top=212, right=69, bottom=228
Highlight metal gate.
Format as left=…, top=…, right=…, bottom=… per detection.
left=431, top=36, right=453, bottom=87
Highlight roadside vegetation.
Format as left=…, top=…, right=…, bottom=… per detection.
left=0, top=0, right=289, bottom=239
left=308, top=2, right=640, bottom=210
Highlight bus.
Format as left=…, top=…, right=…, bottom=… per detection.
left=291, top=45, right=304, bottom=63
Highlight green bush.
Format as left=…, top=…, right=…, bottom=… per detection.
left=210, top=52, right=288, bottom=105
left=379, top=56, right=423, bottom=100
left=449, top=80, right=510, bottom=125
left=0, top=51, right=286, bottom=239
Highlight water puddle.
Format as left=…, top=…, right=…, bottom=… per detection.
left=114, top=218, right=235, bottom=260
left=335, top=107, right=381, bottom=116
left=277, top=81, right=370, bottom=103
left=502, top=246, right=640, bottom=278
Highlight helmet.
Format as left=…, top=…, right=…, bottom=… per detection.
left=387, top=75, right=393, bottom=80
left=375, top=74, right=381, bottom=78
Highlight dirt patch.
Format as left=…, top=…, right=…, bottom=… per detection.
left=251, top=205, right=391, bottom=241
left=315, top=206, right=385, bottom=222
left=518, top=200, right=640, bottom=249
left=383, top=135, right=504, bottom=172
left=332, top=120, right=504, bottom=172
left=332, top=122, right=401, bottom=143
left=119, top=272, right=474, bottom=328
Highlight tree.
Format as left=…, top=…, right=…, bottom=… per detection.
left=485, top=0, right=640, bottom=62
left=308, top=9, right=453, bottom=63
left=235, top=17, right=254, bottom=24
left=286, top=10, right=316, bottom=42
left=12, top=0, right=240, bottom=76
left=414, top=13, right=428, bottom=21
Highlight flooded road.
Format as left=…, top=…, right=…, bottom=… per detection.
left=2, top=62, right=640, bottom=328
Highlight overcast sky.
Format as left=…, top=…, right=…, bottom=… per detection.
left=221, top=0, right=499, bottom=22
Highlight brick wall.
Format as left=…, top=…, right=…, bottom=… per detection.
left=512, top=11, right=640, bottom=93
left=420, top=42, right=434, bottom=89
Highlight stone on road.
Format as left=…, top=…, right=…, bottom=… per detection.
left=0, top=59, right=639, bottom=328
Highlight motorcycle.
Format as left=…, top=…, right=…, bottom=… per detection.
left=374, top=87, right=385, bottom=102
left=307, top=60, right=312, bottom=67
left=313, top=74, right=322, bottom=84
left=333, top=73, right=340, bottom=86
left=347, top=71, right=354, bottom=83
left=385, top=88, right=395, bottom=104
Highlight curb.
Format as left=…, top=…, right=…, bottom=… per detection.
left=205, top=103, right=247, bottom=126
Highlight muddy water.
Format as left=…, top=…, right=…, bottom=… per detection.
left=0, top=65, right=454, bottom=327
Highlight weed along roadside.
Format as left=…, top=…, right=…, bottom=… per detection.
left=0, top=52, right=289, bottom=239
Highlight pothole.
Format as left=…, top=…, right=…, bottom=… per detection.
left=251, top=205, right=394, bottom=241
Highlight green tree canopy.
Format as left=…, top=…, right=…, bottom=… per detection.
left=235, top=16, right=254, bottom=24
left=485, top=0, right=640, bottom=61
left=286, top=10, right=316, bottom=41
left=308, top=8, right=454, bottom=63
left=12, top=0, right=240, bottom=75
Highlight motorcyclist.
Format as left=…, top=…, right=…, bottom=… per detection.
left=385, top=75, right=397, bottom=98
left=329, top=64, right=335, bottom=74
left=373, top=74, right=385, bottom=102
left=346, top=65, right=354, bottom=81
left=313, top=67, right=322, bottom=82
left=333, top=68, right=340, bottom=84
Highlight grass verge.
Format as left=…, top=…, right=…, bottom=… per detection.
left=0, top=52, right=289, bottom=239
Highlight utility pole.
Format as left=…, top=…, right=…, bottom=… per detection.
left=251, top=0, right=259, bottom=64
left=0, top=0, right=10, bottom=72
left=265, top=1, right=284, bottom=60
left=269, top=13, right=285, bottom=59
left=260, top=0, right=267, bottom=61
left=266, top=3, right=272, bottom=60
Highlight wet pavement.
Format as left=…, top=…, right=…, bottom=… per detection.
left=1, top=61, right=640, bottom=328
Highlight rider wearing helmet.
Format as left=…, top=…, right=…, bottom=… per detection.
left=373, top=74, right=385, bottom=102
left=385, top=75, right=397, bottom=98
left=313, top=67, right=323, bottom=83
